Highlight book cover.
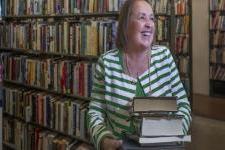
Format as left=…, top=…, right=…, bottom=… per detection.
left=132, top=96, right=177, bottom=113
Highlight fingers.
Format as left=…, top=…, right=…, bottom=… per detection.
left=112, top=139, right=123, bottom=148
left=102, top=138, right=123, bottom=150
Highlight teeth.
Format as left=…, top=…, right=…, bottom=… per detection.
left=142, top=32, right=151, bottom=36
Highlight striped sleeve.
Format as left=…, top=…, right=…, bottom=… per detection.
left=166, top=48, right=192, bottom=135
left=87, top=56, right=115, bottom=150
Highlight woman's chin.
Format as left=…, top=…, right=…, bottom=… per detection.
left=139, top=43, right=152, bottom=50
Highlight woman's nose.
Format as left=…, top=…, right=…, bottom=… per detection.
left=145, top=20, right=154, bottom=28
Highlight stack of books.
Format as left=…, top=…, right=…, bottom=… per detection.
left=123, top=96, right=191, bottom=149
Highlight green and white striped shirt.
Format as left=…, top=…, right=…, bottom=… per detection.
left=88, top=45, right=191, bottom=150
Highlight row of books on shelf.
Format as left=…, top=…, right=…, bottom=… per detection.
left=211, top=31, right=225, bottom=46
left=148, top=0, right=171, bottom=14
left=3, top=118, right=92, bottom=150
left=0, top=0, right=126, bottom=16
left=174, top=34, right=189, bottom=54
left=0, top=17, right=179, bottom=55
left=0, top=53, right=95, bottom=97
left=0, top=0, right=190, bottom=16
left=174, top=0, right=189, bottom=15
left=210, top=12, right=225, bottom=30
left=174, top=56, right=191, bottom=96
left=0, top=20, right=117, bottom=55
left=210, top=0, right=225, bottom=11
left=175, top=16, right=190, bottom=34
left=210, top=48, right=225, bottom=64
left=156, top=16, right=170, bottom=41
left=0, top=52, right=191, bottom=94
left=210, top=65, right=225, bottom=81
left=149, top=0, right=190, bottom=15
left=174, top=56, right=190, bottom=75
left=3, top=86, right=88, bottom=138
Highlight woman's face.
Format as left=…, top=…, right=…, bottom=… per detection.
left=127, top=0, right=155, bottom=50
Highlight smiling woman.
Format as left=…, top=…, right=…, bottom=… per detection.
left=87, top=0, right=192, bottom=150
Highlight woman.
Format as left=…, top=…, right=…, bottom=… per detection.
left=88, top=0, right=192, bottom=150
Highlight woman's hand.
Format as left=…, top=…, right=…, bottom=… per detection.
left=75, top=142, right=94, bottom=150
left=101, top=137, right=123, bottom=150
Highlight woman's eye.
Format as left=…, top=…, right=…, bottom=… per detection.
left=138, top=16, right=145, bottom=20
left=150, top=17, right=155, bottom=21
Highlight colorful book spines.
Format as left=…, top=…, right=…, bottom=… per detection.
left=0, top=53, right=96, bottom=97
left=156, top=16, right=169, bottom=41
left=210, top=12, right=225, bottom=30
left=4, top=0, right=125, bottom=15
left=3, top=118, right=87, bottom=150
left=148, top=0, right=171, bottom=14
left=210, top=0, right=225, bottom=11
left=210, top=48, right=225, bottom=64
left=3, top=87, right=88, bottom=137
left=175, top=16, right=189, bottom=34
left=174, top=0, right=189, bottom=15
left=2, top=20, right=117, bottom=55
left=210, top=65, right=225, bottom=81
left=174, top=34, right=189, bottom=54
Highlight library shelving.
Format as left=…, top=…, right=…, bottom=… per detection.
left=0, top=0, right=192, bottom=149
left=209, top=0, right=225, bottom=97
left=172, top=0, right=192, bottom=102
left=0, top=53, right=2, bottom=150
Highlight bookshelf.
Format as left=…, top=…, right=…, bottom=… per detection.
left=173, top=0, right=192, bottom=101
left=0, top=0, right=192, bottom=149
left=3, top=113, right=90, bottom=144
left=209, top=0, right=225, bottom=97
left=0, top=59, right=2, bottom=150
left=0, top=0, right=3, bottom=148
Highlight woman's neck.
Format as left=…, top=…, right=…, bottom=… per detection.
left=123, top=45, right=152, bottom=78
left=124, top=45, right=150, bottom=60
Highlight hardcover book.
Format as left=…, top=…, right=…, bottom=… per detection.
left=132, top=96, right=177, bottom=113
left=125, top=134, right=191, bottom=147
left=122, top=139, right=185, bottom=150
left=137, top=115, right=184, bottom=137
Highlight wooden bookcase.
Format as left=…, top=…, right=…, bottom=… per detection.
left=209, top=0, right=225, bottom=97
left=0, top=0, right=192, bottom=149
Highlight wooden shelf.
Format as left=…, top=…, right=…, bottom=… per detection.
left=210, top=62, right=225, bottom=67
left=209, top=29, right=225, bottom=32
left=175, top=33, right=189, bottom=35
left=2, top=12, right=119, bottom=20
left=175, top=14, right=190, bottom=16
left=173, top=52, right=190, bottom=57
left=3, top=142, right=16, bottom=149
left=210, top=10, right=225, bottom=13
left=210, top=80, right=225, bottom=97
left=155, top=13, right=171, bottom=17
left=3, top=79, right=91, bottom=102
left=210, top=79, right=225, bottom=82
left=0, top=47, right=98, bottom=61
left=210, top=45, right=225, bottom=48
